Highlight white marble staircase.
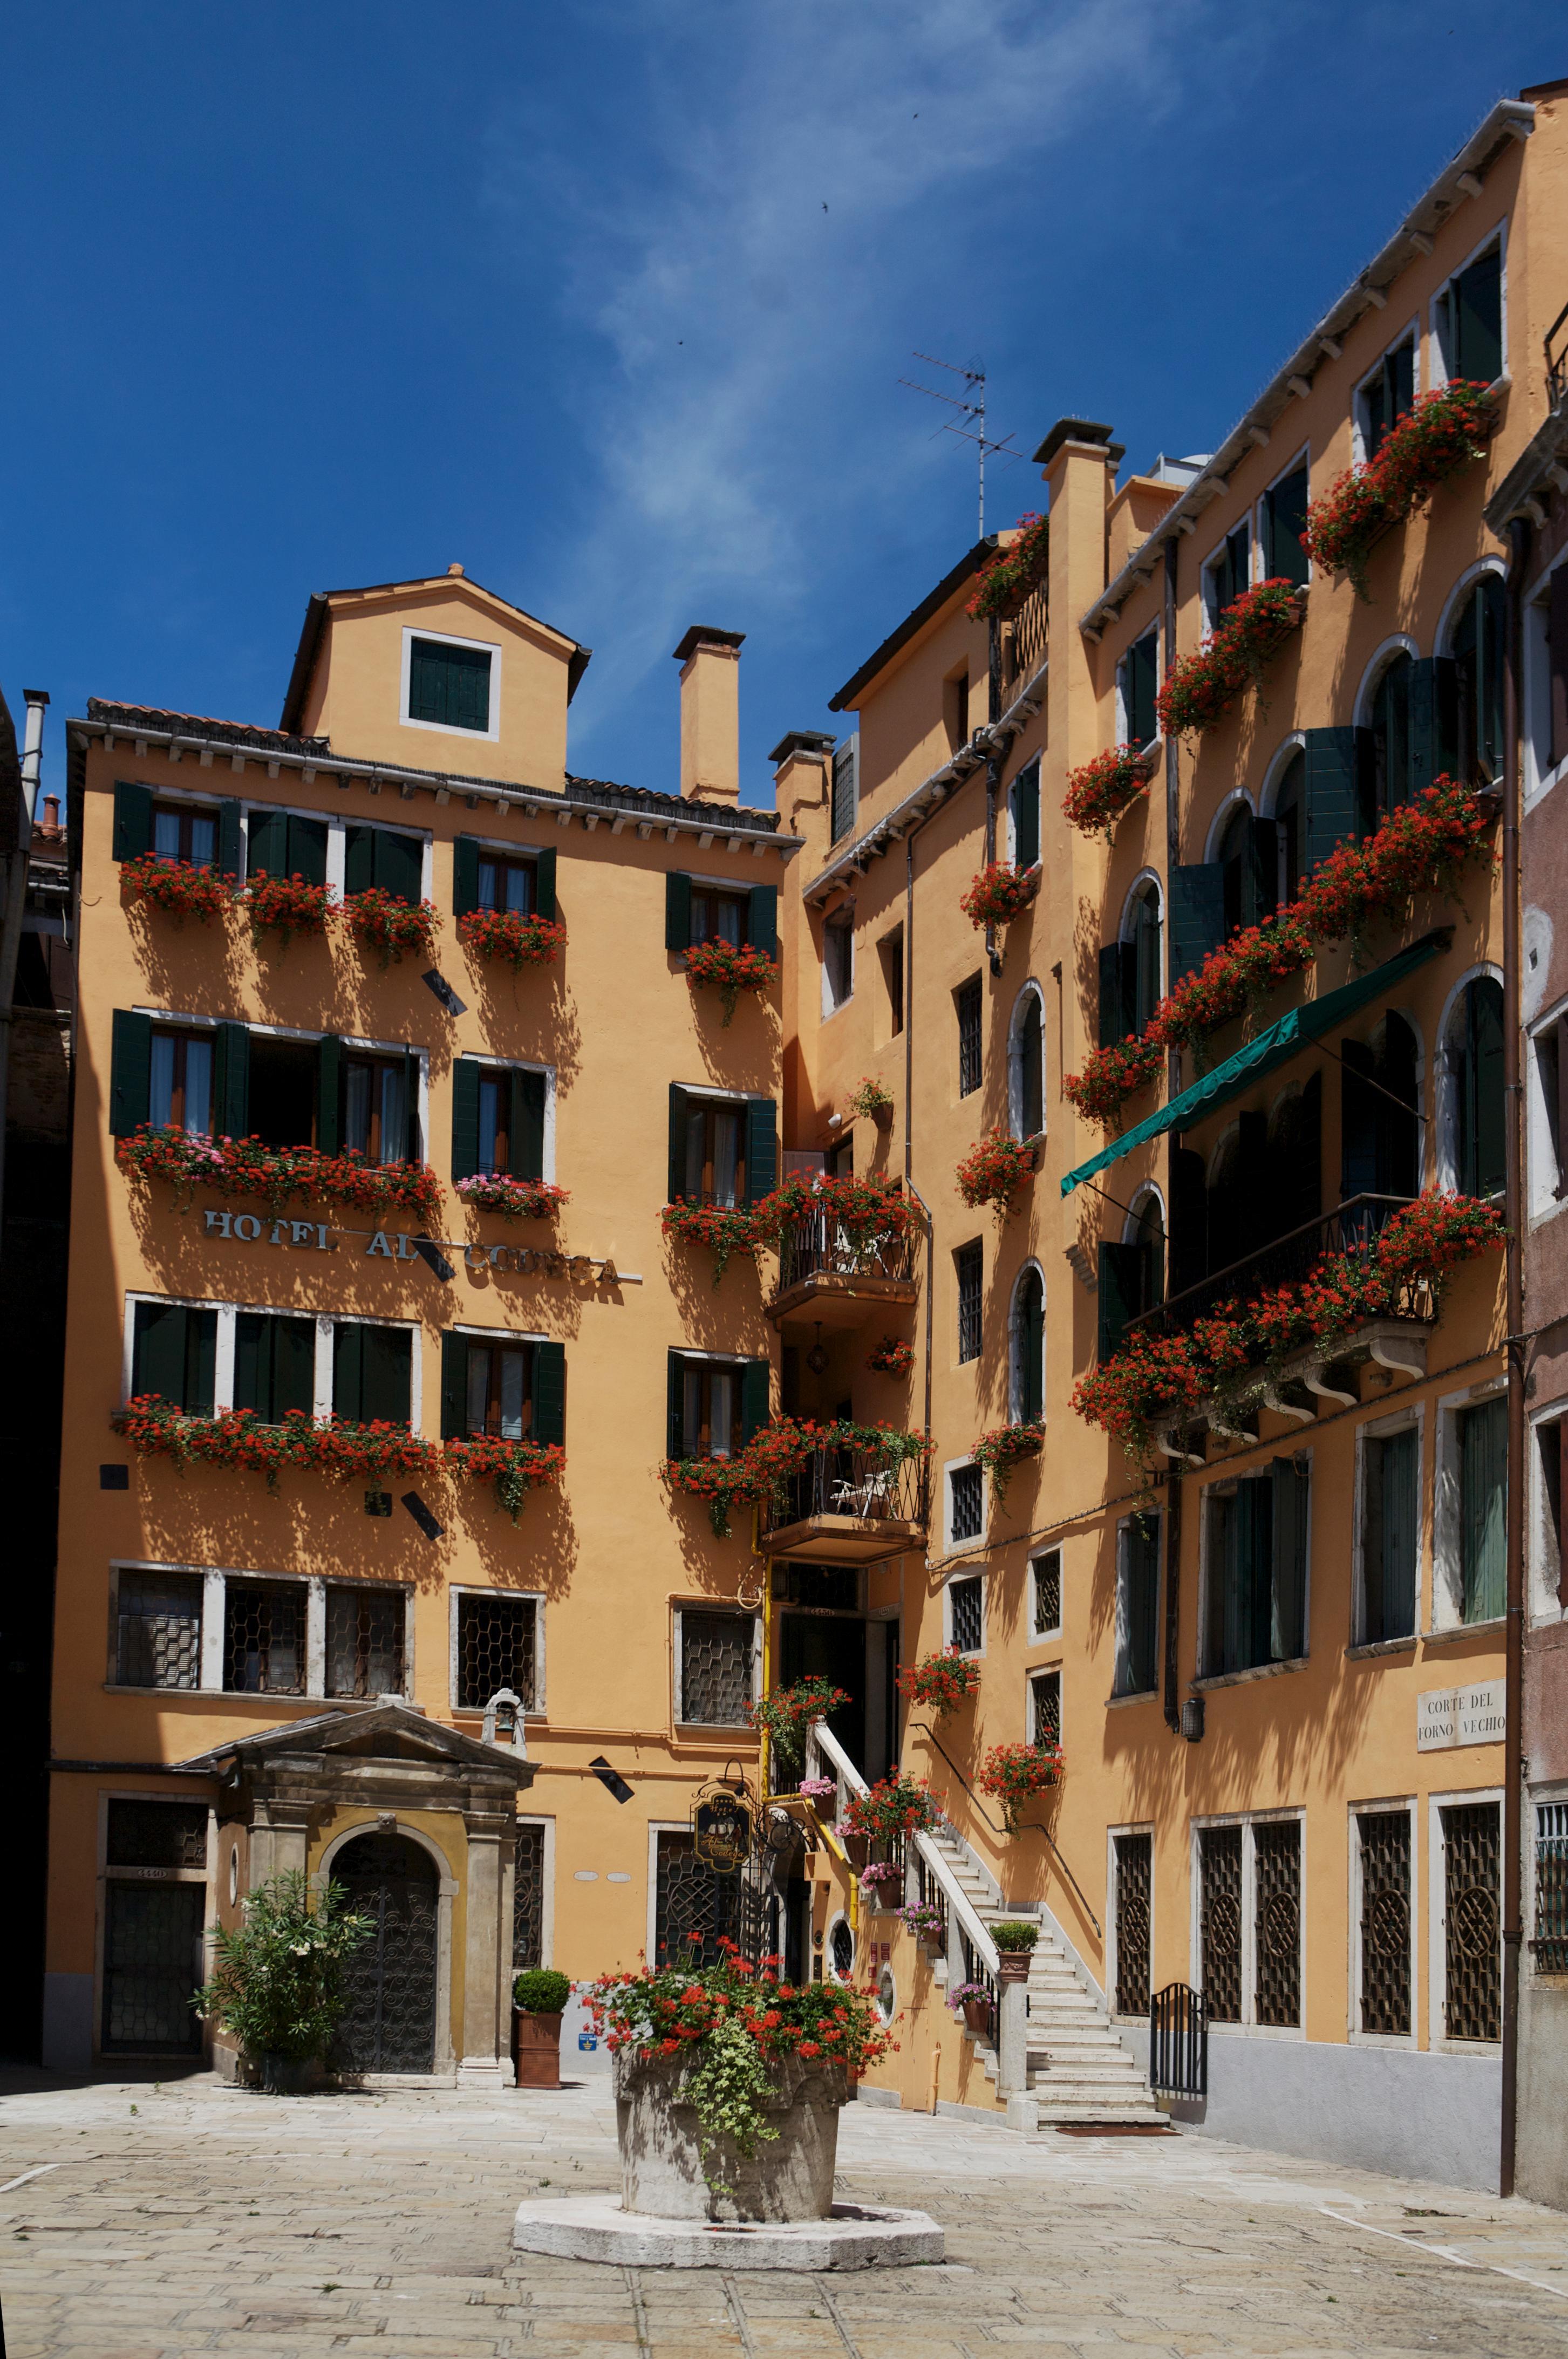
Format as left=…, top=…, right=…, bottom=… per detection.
left=923, top=1826, right=1163, bottom=2126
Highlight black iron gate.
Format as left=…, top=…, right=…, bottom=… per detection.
left=654, top=1832, right=774, bottom=1970
left=1149, top=1982, right=1208, bottom=2098
left=333, top=1833, right=439, bottom=2072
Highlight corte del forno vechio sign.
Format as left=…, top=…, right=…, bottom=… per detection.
left=200, top=1206, right=640, bottom=1286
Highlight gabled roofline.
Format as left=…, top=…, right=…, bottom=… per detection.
left=829, top=537, right=996, bottom=713
left=279, top=574, right=592, bottom=734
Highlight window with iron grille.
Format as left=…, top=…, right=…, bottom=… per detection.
left=1030, top=1668, right=1060, bottom=1750
left=949, top=1467, right=983, bottom=1549
left=223, top=1579, right=304, bottom=1695
left=326, top=1585, right=407, bottom=1700
left=514, top=1822, right=546, bottom=1971
left=680, top=1612, right=753, bottom=1725
left=956, top=976, right=982, bottom=1097
left=1358, top=1810, right=1412, bottom=2034
left=1443, top=1801, right=1501, bottom=2040
left=106, top=1799, right=209, bottom=1870
left=956, top=1239, right=982, bottom=1363
left=1199, top=1825, right=1243, bottom=2023
left=456, top=1592, right=538, bottom=1712
left=1533, top=1803, right=1568, bottom=1976
left=1032, top=1549, right=1061, bottom=1637
left=1252, top=1821, right=1301, bottom=2028
left=948, top=1573, right=983, bottom=1652
left=1114, top=1832, right=1152, bottom=2017
left=116, top=1569, right=202, bottom=1690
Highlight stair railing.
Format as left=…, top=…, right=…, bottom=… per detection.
left=912, top=1718, right=1102, bottom=1940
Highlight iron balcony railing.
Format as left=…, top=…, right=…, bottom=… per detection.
left=1149, top=1982, right=1208, bottom=2099
left=1124, top=1193, right=1427, bottom=1347
left=1000, top=579, right=1048, bottom=702
left=775, top=1213, right=918, bottom=1293
left=764, top=1443, right=930, bottom=1535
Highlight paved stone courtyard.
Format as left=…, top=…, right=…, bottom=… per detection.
left=0, top=2070, right=1565, bottom=2357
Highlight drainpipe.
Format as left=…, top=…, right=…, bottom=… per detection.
left=985, top=616, right=1003, bottom=978
left=0, top=689, right=47, bottom=1242
left=1499, top=513, right=1529, bottom=2200
left=905, top=814, right=941, bottom=1454
left=1160, top=538, right=1183, bottom=1734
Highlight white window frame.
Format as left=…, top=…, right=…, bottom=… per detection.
left=1200, top=519, right=1252, bottom=638
left=449, top=1583, right=546, bottom=1717
left=672, top=1603, right=763, bottom=1730
left=1028, top=1546, right=1062, bottom=1644
left=106, top=1557, right=411, bottom=1703
left=1427, top=1785, right=1505, bottom=2053
left=1114, top=625, right=1160, bottom=752
left=1006, top=1257, right=1047, bottom=1426
left=1434, top=961, right=1505, bottom=1195
left=1111, top=1509, right=1161, bottom=1703
left=1430, top=1375, right=1507, bottom=1632
left=1525, top=991, right=1568, bottom=1226
left=400, top=623, right=502, bottom=744
left=1256, top=444, right=1312, bottom=587
left=1350, top=1403, right=1427, bottom=1652
left=465, top=1052, right=558, bottom=1182
left=1005, top=979, right=1047, bottom=1144
left=1429, top=222, right=1509, bottom=393
left=942, top=1563, right=986, bottom=1654
left=1347, top=1796, right=1419, bottom=2047
left=1106, top=1821, right=1155, bottom=2022
left=943, top=1460, right=986, bottom=1560
left=1352, top=322, right=1419, bottom=465
left=1189, top=1808, right=1307, bottom=2038
left=1522, top=552, right=1568, bottom=808
left=121, top=1293, right=422, bottom=1429
left=1526, top=1390, right=1568, bottom=1624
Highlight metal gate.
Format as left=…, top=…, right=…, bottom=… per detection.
left=333, top=1833, right=439, bottom=2072
left=653, top=1833, right=774, bottom=1970
left=1149, top=1983, right=1208, bottom=2098
left=101, top=1884, right=206, bottom=2054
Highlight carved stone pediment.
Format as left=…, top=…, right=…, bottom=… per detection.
left=178, top=1699, right=536, bottom=1791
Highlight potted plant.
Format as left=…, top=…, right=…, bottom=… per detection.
left=956, top=1128, right=1038, bottom=1221
left=959, top=862, right=1039, bottom=931
left=586, top=1936, right=894, bottom=2222
left=745, top=1677, right=853, bottom=1776
left=966, top=512, right=1048, bottom=621
left=895, top=1647, right=981, bottom=1719
left=1062, top=746, right=1157, bottom=841
left=990, top=1921, right=1039, bottom=1985
left=866, top=1335, right=915, bottom=1378
left=946, top=1980, right=992, bottom=2037
left=456, top=1173, right=570, bottom=1222
left=972, top=1420, right=1046, bottom=1506
left=845, top=1075, right=894, bottom=1126
left=841, top=1770, right=942, bottom=1847
left=512, top=1967, right=571, bottom=2089
left=193, top=1869, right=373, bottom=2093
left=977, top=1742, right=1065, bottom=1837
left=895, top=1899, right=946, bottom=1951
left=858, top=1862, right=903, bottom=1913
left=683, top=938, right=778, bottom=1024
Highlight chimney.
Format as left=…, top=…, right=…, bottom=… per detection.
left=673, top=628, right=745, bottom=803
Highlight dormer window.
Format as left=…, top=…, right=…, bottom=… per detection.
left=401, top=629, right=499, bottom=739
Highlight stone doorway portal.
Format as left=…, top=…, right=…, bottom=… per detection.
left=333, top=1832, right=439, bottom=2073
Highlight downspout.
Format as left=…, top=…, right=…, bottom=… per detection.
left=985, top=616, right=1003, bottom=978
left=0, top=689, right=47, bottom=1241
left=905, top=815, right=940, bottom=1453
left=1160, top=538, right=1183, bottom=1733
left=1499, top=512, right=1529, bottom=2199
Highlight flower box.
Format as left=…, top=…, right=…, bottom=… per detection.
left=1155, top=578, right=1304, bottom=739
left=343, top=888, right=439, bottom=965
left=458, top=908, right=567, bottom=968
left=660, top=1197, right=760, bottom=1285
left=978, top=1743, right=1063, bottom=1837
left=972, top=1420, right=1045, bottom=1505
left=966, top=513, right=1048, bottom=622
left=441, top=1434, right=565, bottom=1523
left=244, top=871, right=333, bottom=945
left=895, top=1647, right=981, bottom=1717
left=683, top=938, right=778, bottom=1024
left=115, top=1126, right=444, bottom=1225
left=1062, top=746, right=1157, bottom=841
left=842, top=1771, right=942, bottom=1845
left=960, top=862, right=1040, bottom=931
left=866, top=1336, right=915, bottom=1378
left=1303, top=380, right=1496, bottom=601
left=955, top=1128, right=1037, bottom=1219
left=119, top=853, right=236, bottom=925
left=456, top=1174, right=569, bottom=1222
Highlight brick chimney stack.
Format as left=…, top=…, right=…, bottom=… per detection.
left=673, top=627, right=745, bottom=802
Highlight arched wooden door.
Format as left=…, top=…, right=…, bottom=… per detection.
left=333, top=1833, right=439, bottom=2073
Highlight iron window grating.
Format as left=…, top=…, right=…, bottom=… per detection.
left=456, top=1592, right=538, bottom=1712
left=116, top=1568, right=202, bottom=1690
left=1114, top=1833, right=1153, bottom=2017
left=514, top=1823, right=546, bottom=1971
left=1252, top=1821, right=1301, bottom=2028
left=106, top=1799, right=209, bottom=1871
left=1533, top=1802, right=1568, bottom=1975
left=1199, top=1825, right=1243, bottom=2024
left=1443, top=1801, right=1501, bottom=2040
left=1030, top=1669, right=1061, bottom=1750
left=680, top=1612, right=754, bottom=1725
left=1358, top=1810, right=1412, bottom=2034
left=1032, top=1549, right=1061, bottom=1635
left=223, top=1578, right=304, bottom=1695
left=949, top=1573, right=983, bottom=1653
left=326, top=1585, right=407, bottom=1700
left=956, top=1240, right=983, bottom=1363
left=950, top=1467, right=983, bottom=1546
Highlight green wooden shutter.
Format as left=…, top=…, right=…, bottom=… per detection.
left=515, top=1068, right=546, bottom=1182
left=403, top=1048, right=421, bottom=1162
left=378, top=828, right=423, bottom=904
left=1167, top=1144, right=1208, bottom=1300
left=217, top=799, right=243, bottom=877
left=287, top=815, right=328, bottom=887
left=745, top=1097, right=778, bottom=1206
left=1125, top=633, right=1157, bottom=747
left=332, top=1321, right=364, bottom=1422
left=361, top=1326, right=412, bottom=1427
left=667, top=1354, right=686, bottom=1459
left=132, top=1301, right=187, bottom=1403
left=1097, top=1242, right=1143, bottom=1361
left=1460, top=1395, right=1506, bottom=1622
left=1098, top=943, right=1136, bottom=1047
left=665, top=871, right=693, bottom=953
left=1127, top=1514, right=1160, bottom=1694
left=740, top=1358, right=771, bottom=1445
left=533, top=846, right=557, bottom=923
left=1456, top=248, right=1502, bottom=386
left=213, top=1022, right=250, bottom=1140
left=748, top=884, right=778, bottom=959
left=1465, top=978, right=1506, bottom=1197
left=274, top=1315, right=315, bottom=1422
left=109, top=1010, right=153, bottom=1136
left=343, top=824, right=374, bottom=896
left=1265, top=466, right=1310, bottom=587
left=1169, top=864, right=1224, bottom=984
left=1020, top=1273, right=1044, bottom=1423
left=1304, top=727, right=1367, bottom=871
left=668, top=1085, right=690, bottom=1202
left=451, top=1056, right=481, bottom=1181
left=440, top=1331, right=468, bottom=1440
left=1340, top=1039, right=1378, bottom=1201
left=233, top=1310, right=264, bottom=1417
left=112, top=783, right=153, bottom=862
left=316, top=1034, right=342, bottom=1154
left=453, top=836, right=480, bottom=918
left=246, top=808, right=287, bottom=878
left=1409, top=658, right=1458, bottom=793
left=1012, top=762, right=1041, bottom=870
left=1247, top=817, right=1278, bottom=926
left=1270, top=1458, right=1308, bottom=1661
left=533, top=1340, right=565, bottom=1447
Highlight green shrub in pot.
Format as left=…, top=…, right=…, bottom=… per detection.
left=514, top=1968, right=572, bottom=2014
left=990, top=1921, right=1039, bottom=1952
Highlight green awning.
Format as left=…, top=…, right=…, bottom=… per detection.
left=1061, top=930, right=1448, bottom=1198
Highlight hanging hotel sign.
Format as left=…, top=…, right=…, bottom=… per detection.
left=199, top=1207, right=640, bottom=1285
left=691, top=1778, right=755, bottom=1872
left=1416, top=1679, right=1504, bottom=1751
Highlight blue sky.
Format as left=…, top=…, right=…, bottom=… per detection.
left=3, top=3, right=1562, bottom=808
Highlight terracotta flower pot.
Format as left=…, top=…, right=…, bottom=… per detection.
left=995, top=1953, right=1032, bottom=1984
left=512, top=2008, right=563, bottom=2089
left=961, top=1997, right=991, bottom=2037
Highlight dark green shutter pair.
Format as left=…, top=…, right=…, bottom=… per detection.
left=666, top=1086, right=777, bottom=1205
left=438, top=1331, right=565, bottom=1446
left=665, top=1352, right=770, bottom=1457
left=1018, top=1271, right=1044, bottom=1423
left=1011, top=762, right=1041, bottom=871
left=131, top=1301, right=216, bottom=1413
left=246, top=808, right=328, bottom=885
left=1122, top=1514, right=1160, bottom=1695
left=665, top=873, right=778, bottom=957
left=1459, top=978, right=1506, bottom=1199
left=408, top=637, right=492, bottom=733
left=108, top=1011, right=249, bottom=1137
left=344, top=824, right=422, bottom=902
left=1458, top=1394, right=1506, bottom=1623
left=1122, top=633, right=1157, bottom=748
left=1263, top=465, right=1310, bottom=588
left=332, top=1324, right=413, bottom=1427
left=1097, top=1242, right=1151, bottom=1361
left=452, top=838, right=557, bottom=921
left=1208, top=1460, right=1308, bottom=1673
left=112, top=784, right=243, bottom=872
left=233, top=1312, right=315, bottom=1423
left=451, top=1056, right=546, bottom=1181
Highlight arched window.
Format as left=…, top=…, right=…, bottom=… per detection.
left=1448, top=977, right=1505, bottom=1199
left=1126, top=881, right=1163, bottom=1032
left=1273, top=751, right=1305, bottom=908
left=1218, top=801, right=1260, bottom=939
left=1010, top=987, right=1045, bottom=1141
left=1012, top=1266, right=1045, bottom=1424
left=1130, top=1192, right=1164, bottom=1310
left=1342, top=1013, right=1420, bottom=1206
left=1369, top=653, right=1414, bottom=827
left=1451, top=575, right=1505, bottom=785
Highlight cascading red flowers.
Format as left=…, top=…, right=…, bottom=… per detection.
left=683, top=939, right=778, bottom=1024
left=960, top=863, right=1039, bottom=930
left=342, top=888, right=439, bottom=965
left=440, top=1435, right=564, bottom=1523
left=458, top=908, right=567, bottom=968
left=115, top=1126, right=444, bottom=1224
left=1155, top=577, right=1305, bottom=738
left=243, top=871, right=333, bottom=945
left=978, top=1742, right=1063, bottom=1836
left=660, top=1198, right=760, bottom=1284
left=456, top=1174, right=569, bottom=1222
left=895, top=1648, right=981, bottom=1717
left=841, top=1771, right=943, bottom=1842
left=663, top=1415, right=930, bottom=1539
left=956, top=1128, right=1037, bottom=1218
left=971, top=1419, right=1045, bottom=1504
left=1303, top=381, right=1496, bottom=599
left=1065, top=776, right=1498, bottom=1129
left=119, top=854, right=236, bottom=924
left=866, top=1336, right=915, bottom=1378
left=966, top=512, right=1049, bottom=621
left=1062, top=746, right=1155, bottom=841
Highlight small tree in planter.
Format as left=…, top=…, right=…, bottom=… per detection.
left=343, top=887, right=440, bottom=966
left=120, top=852, right=236, bottom=925
left=972, top=1419, right=1045, bottom=1506
left=956, top=1129, right=1037, bottom=1221
left=243, top=871, right=333, bottom=947
left=978, top=1742, right=1063, bottom=1837
left=895, top=1647, right=981, bottom=1718
left=990, top=1921, right=1039, bottom=1983
left=458, top=908, right=567, bottom=968
left=684, top=939, right=778, bottom=1025
left=745, top=1678, right=853, bottom=1777
left=960, top=863, right=1039, bottom=931
left=193, top=1869, right=373, bottom=2092
left=512, top=1967, right=572, bottom=2090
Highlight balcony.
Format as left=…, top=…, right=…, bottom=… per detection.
left=768, top=1213, right=918, bottom=1334
left=1000, top=578, right=1048, bottom=706
left=761, top=1438, right=929, bottom=1563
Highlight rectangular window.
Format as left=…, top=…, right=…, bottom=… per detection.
left=1010, top=758, right=1041, bottom=871
left=131, top=1301, right=217, bottom=1415
left=1199, top=1824, right=1244, bottom=2023
left=1360, top=1427, right=1419, bottom=1643
left=880, top=929, right=905, bottom=1038
left=456, top=1591, right=537, bottom=1711
left=1533, top=1016, right=1566, bottom=1199
left=344, top=822, right=424, bottom=903
left=1032, top=1548, right=1061, bottom=1638
left=682, top=1361, right=736, bottom=1460
left=1262, top=462, right=1310, bottom=588
left=956, top=976, right=982, bottom=1096
left=477, top=851, right=535, bottom=915
left=1358, top=336, right=1416, bottom=458
left=408, top=635, right=492, bottom=733
left=690, top=885, right=750, bottom=948
left=955, top=1239, right=983, bottom=1364
left=332, top=1322, right=414, bottom=1429
left=1119, top=630, right=1158, bottom=748
left=684, top=1097, right=746, bottom=1208
left=342, top=1051, right=413, bottom=1165
left=224, top=1578, right=304, bottom=1695
left=1030, top=1667, right=1060, bottom=1749
left=148, top=1027, right=214, bottom=1137
left=1538, top=1415, right=1566, bottom=1611
left=1533, top=1801, right=1568, bottom=1976
left=1442, top=1801, right=1501, bottom=2040
left=463, top=1336, right=535, bottom=1440
left=107, top=1798, right=208, bottom=1870
left=115, top=1569, right=203, bottom=1690
left=950, top=1471, right=984, bottom=1551
left=949, top=1570, right=983, bottom=1648
left=943, top=670, right=970, bottom=753
left=247, top=1035, right=319, bottom=1150
left=478, top=1066, right=546, bottom=1181
left=1437, top=242, right=1503, bottom=388
left=830, top=738, right=857, bottom=843
left=1114, top=1514, right=1160, bottom=1697
left=1458, top=1396, right=1506, bottom=1623
left=823, top=914, right=854, bottom=1012
left=152, top=803, right=217, bottom=869
left=325, top=1584, right=406, bottom=1700
left=680, top=1612, right=753, bottom=1725
left=232, top=1311, right=316, bottom=1426
left=1252, top=1821, right=1301, bottom=2027
left=1358, top=1810, right=1412, bottom=2034
left=1204, top=1460, right=1308, bottom=1675
left=1114, top=1832, right=1153, bottom=2017
left=514, top=1823, right=546, bottom=1971
left=1203, top=524, right=1250, bottom=630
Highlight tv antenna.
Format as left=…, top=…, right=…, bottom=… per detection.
left=898, top=353, right=1022, bottom=536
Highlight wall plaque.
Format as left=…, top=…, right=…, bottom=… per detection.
left=1416, top=1678, right=1505, bottom=1751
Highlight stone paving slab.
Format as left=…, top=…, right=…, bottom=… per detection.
left=0, top=2071, right=1564, bottom=2356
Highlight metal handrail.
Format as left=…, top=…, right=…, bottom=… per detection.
left=915, top=1720, right=1101, bottom=1941
left=1123, top=1191, right=1422, bottom=1345
left=807, top=1718, right=1000, bottom=1979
